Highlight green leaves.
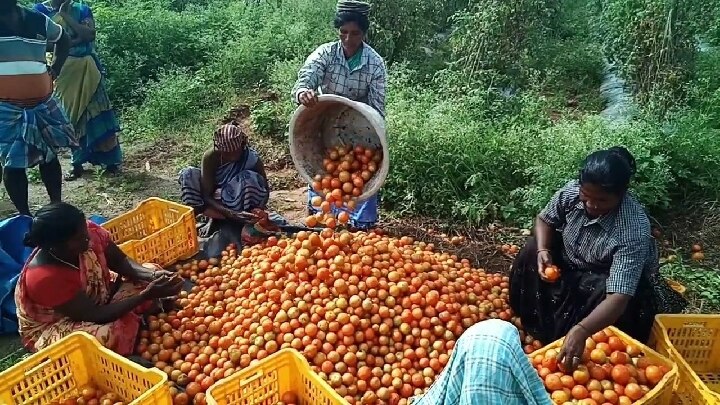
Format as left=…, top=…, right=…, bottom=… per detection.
left=595, top=0, right=698, bottom=112
left=662, top=261, right=720, bottom=312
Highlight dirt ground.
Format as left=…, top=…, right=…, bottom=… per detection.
left=5, top=160, right=522, bottom=270
left=0, top=154, right=305, bottom=219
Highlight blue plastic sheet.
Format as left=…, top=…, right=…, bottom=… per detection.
left=89, top=215, right=107, bottom=225
left=0, top=215, right=32, bottom=335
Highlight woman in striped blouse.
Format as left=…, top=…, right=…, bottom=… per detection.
left=509, top=147, right=685, bottom=372
left=178, top=121, right=269, bottom=222
left=0, top=0, right=75, bottom=216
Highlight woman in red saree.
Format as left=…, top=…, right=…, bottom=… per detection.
left=14, top=202, right=183, bottom=355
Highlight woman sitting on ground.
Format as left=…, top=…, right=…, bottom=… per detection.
left=509, top=146, right=685, bottom=371
left=179, top=121, right=269, bottom=222
left=15, top=202, right=183, bottom=354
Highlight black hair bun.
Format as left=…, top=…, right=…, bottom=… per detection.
left=608, top=146, right=637, bottom=176
left=23, top=232, right=38, bottom=248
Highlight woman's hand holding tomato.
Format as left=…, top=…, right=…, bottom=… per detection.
left=537, top=250, right=559, bottom=282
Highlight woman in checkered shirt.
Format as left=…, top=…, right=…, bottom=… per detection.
left=509, top=146, right=685, bottom=372
left=292, top=0, right=387, bottom=230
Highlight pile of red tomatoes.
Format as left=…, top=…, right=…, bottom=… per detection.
left=137, top=229, right=540, bottom=404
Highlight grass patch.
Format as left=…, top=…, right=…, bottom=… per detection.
left=661, top=262, right=720, bottom=313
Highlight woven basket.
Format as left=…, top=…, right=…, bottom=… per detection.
left=289, top=94, right=388, bottom=202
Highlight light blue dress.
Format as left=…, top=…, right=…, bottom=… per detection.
left=411, top=320, right=552, bottom=405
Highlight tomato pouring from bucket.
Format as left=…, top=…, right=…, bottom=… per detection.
left=289, top=95, right=389, bottom=229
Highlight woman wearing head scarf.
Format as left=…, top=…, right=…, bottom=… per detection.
left=292, top=0, right=387, bottom=230
left=34, top=0, right=122, bottom=180
left=15, top=202, right=183, bottom=354
left=509, top=146, right=686, bottom=372
left=178, top=120, right=269, bottom=221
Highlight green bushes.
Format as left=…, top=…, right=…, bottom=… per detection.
left=450, top=0, right=560, bottom=87
left=250, top=59, right=303, bottom=137
left=128, top=69, right=225, bottom=132
left=594, top=0, right=697, bottom=111
left=94, top=0, right=335, bottom=107
left=687, top=49, right=720, bottom=126
left=94, top=5, right=213, bottom=105
left=366, top=0, right=467, bottom=66
left=117, top=0, right=335, bottom=141
left=382, top=79, right=680, bottom=225
left=511, top=118, right=673, bottom=219
left=663, top=112, right=720, bottom=201
left=690, top=2, right=720, bottom=45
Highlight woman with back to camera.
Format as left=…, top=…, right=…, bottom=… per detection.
left=292, top=0, right=387, bottom=230
left=34, top=0, right=123, bottom=180
left=15, top=202, right=183, bottom=354
left=409, top=319, right=553, bottom=405
left=509, top=146, right=685, bottom=372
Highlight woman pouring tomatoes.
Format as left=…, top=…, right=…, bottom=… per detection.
left=509, top=146, right=685, bottom=372
left=292, top=0, right=387, bottom=230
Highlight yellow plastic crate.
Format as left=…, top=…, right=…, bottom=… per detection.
left=206, top=348, right=348, bottom=405
left=103, top=198, right=198, bottom=267
left=0, top=331, right=170, bottom=405
left=529, top=326, right=678, bottom=405
left=650, top=314, right=720, bottom=405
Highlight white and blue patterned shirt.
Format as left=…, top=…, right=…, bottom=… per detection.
left=411, top=320, right=552, bottom=405
left=539, top=180, right=659, bottom=296
left=292, top=41, right=387, bottom=117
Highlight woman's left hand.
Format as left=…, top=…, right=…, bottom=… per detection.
left=139, top=263, right=176, bottom=282
left=558, top=325, right=590, bottom=372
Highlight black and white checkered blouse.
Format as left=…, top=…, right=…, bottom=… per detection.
left=291, top=41, right=387, bottom=117
left=539, top=180, right=659, bottom=297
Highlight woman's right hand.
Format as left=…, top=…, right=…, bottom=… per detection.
left=537, top=250, right=553, bottom=281
left=142, top=275, right=183, bottom=299
left=298, top=90, right=318, bottom=107
left=226, top=210, right=260, bottom=223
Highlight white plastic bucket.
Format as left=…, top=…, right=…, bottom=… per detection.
left=289, top=94, right=389, bottom=202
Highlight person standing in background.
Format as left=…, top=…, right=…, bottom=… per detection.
left=0, top=0, right=76, bottom=216
left=35, top=0, right=122, bottom=180
left=292, top=0, right=387, bottom=230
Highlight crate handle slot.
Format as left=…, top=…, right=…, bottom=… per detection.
left=681, top=322, right=708, bottom=328
left=239, top=370, right=264, bottom=386
left=24, top=357, right=52, bottom=376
